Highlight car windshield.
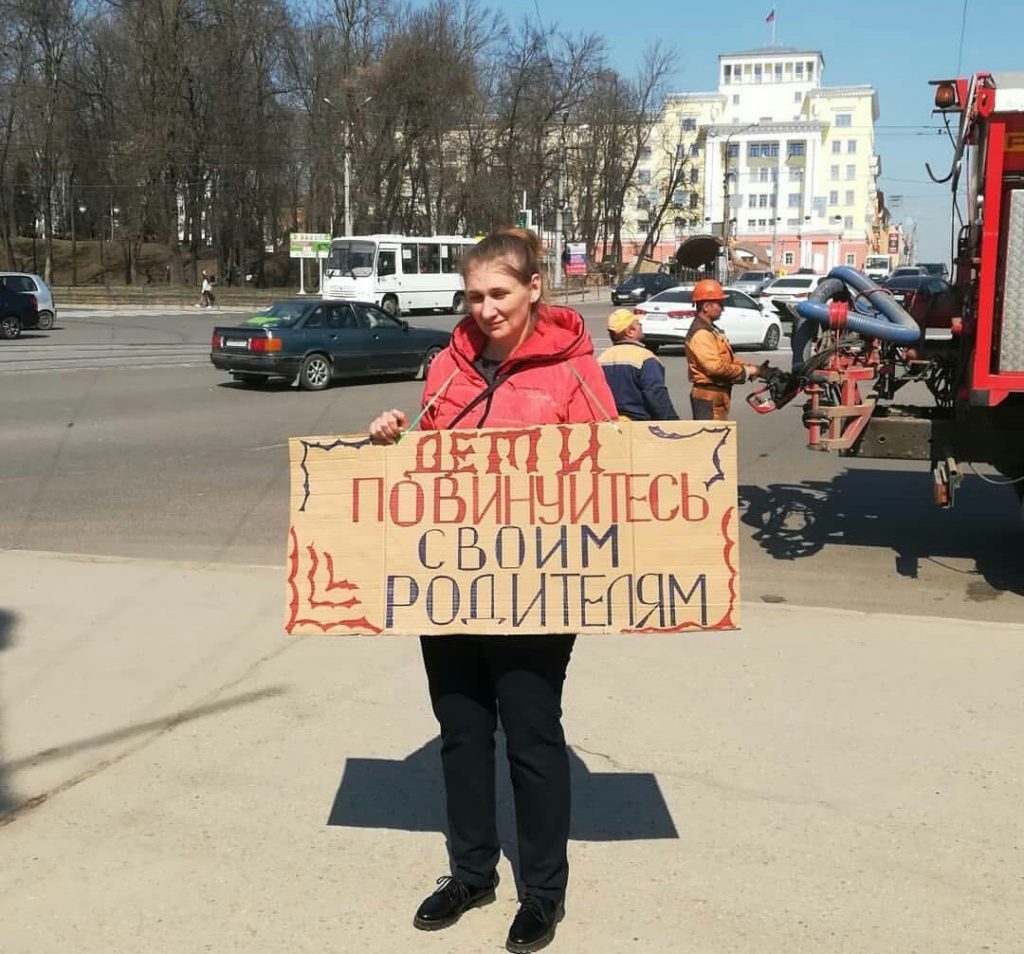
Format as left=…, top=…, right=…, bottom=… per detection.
left=243, top=301, right=307, bottom=326
left=865, top=257, right=889, bottom=267
left=325, top=241, right=375, bottom=277
left=768, top=278, right=813, bottom=289
left=650, top=288, right=693, bottom=303
left=620, top=276, right=652, bottom=288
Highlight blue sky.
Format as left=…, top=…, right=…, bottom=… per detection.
left=436, top=0, right=1019, bottom=262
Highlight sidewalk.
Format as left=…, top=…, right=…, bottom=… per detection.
left=1, top=549, right=1021, bottom=953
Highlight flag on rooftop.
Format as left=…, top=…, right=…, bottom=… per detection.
left=766, top=8, right=775, bottom=21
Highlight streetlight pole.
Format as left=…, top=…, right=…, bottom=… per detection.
left=553, top=114, right=568, bottom=290
left=719, top=122, right=757, bottom=283
left=325, top=96, right=371, bottom=237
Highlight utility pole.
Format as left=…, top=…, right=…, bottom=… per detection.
left=343, top=119, right=352, bottom=236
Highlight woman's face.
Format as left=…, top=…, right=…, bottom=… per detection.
left=465, top=259, right=541, bottom=351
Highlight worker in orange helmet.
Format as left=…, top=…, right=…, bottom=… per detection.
left=684, top=278, right=761, bottom=420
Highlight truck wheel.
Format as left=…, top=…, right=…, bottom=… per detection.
left=0, top=315, right=21, bottom=339
left=299, top=353, right=331, bottom=390
left=381, top=295, right=399, bottom=318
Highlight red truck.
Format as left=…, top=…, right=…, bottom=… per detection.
left=753, top=72, right=1024, bottom=512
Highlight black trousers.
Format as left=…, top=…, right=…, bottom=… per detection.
left=420, top=634, right=575, bottom=903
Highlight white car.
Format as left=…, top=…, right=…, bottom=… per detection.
left=0, top=272, right=56, bottom=329
left=761, top=274, right=825, bottom=321
left=635, top=285, right=783, bottom=353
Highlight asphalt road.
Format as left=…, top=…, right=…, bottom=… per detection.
left=3, top=302, right=1022, bottom=622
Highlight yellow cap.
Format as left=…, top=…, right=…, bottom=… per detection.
left=607, top=308, right=638, bottom=334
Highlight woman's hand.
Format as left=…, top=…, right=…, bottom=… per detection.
left=368, top=409, right=409, bottom=445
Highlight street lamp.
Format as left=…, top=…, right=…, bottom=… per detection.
left=72, top=202, right=86, bottom=286
left=324, top=95, right=372, bottom=236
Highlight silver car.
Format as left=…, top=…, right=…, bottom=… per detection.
left=731, top=269, right=776, bottom=298
left=0, top=272, right=56, bottom=329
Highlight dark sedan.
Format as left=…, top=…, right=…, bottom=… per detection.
left=210, top=298, right=451, bottom=390
left=610, top=272, right=677, bottom=305
left=882, top=275, right=961, bottom=331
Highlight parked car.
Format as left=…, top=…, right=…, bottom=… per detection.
left=0, top=272, right=56, bottom=329
left=635, top=285, right=783, bottom=353
left=610, top=271, right=677, bottom=305
left=918, top=262, right=950, bottom=279
left=0, top=286, right=40, bottom=339
left=210, top=298, right=452, bottom=390
left=731, top=269, right=776, bottom=297
left=889, top=265, right=928, bottom=280
left=882, top=274, right=961, bottom=331
left=761, top=274, right=825, bottom=320
left=863, top=255, right=893, bottom=282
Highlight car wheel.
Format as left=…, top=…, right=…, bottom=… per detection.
left=417, top=346, right=442, bottom=381
left=452, top=292, right=466, bottom=314
left=761, top=324, right=781, bottom=350
left=232, top=372, right=268, bottom=387
left=299, top=353, right=331, bottom=391
left=37, top=310, right=55, bottom=330
left=0, top=315, right=21, bottom=339
left=381, top=295, right=399, bottom=318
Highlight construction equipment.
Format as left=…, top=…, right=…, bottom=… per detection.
left=752, top=72, right=1024, bottom=510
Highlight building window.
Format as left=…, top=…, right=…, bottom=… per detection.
left=638, top=146, right=652, bottom=160
left=788, top=193, right=801, bottom=208
left=672, top=190, right=686, bottom=205
left=847, top=139, right=857, bottom=154
left=747, top=219, right=756, bottom=229
left=775, top=64, right=783, bottom=80
left=689, top=167, right=699, bottom=183
left=758, top=218, right=767, bottom=228
left=846, top=164, right=856, bottom=180
left=813, top=196, right=827, bottom=216
left=830, top=165, right=839, bottom=180
left=680, top=117, right=697, bottom=131
left=835, top=113, right=852, bottom=127
left=758, top=194, right=768, bottom=208
left=832, top=141, right=841, bottom=154
left=690, top=192, right=699, bottom=209
left=733, top=95, right=740, bottom=105
left=793, top=91, right=802, bottom=103
left=790, top=167, right=804, bottom=180
left=845, top=190, right=855, bottom=205
left=786, top=218, right=800, bottom=226
left=845, top=252, right=856, bottom=266
left=727, top=143, right=739, bottom=158
left=829, top=190, right=839, bottom=205
left=754, top=64, right=762, bottom=82
left=795, top=62, right=804, bottom=77
left=676, top=144, right=685, bottom=158
left=638, top=170, right=651, bottom=185
left=748, top=193, right=758, bottom=206
left=784, top=251, right=795, bottom=266
left=806, top=61, right=814, bottom=79
left=724, top=65, right=731, bottom=83
left=748, top=143, right=759, bottom=158
left=788, top=141, right=805, bottom=157
left=759, top=167, right=769, bottom=182
left=690, top=143, right=700, bottom=157
left=844, top=215, right=854, bottom=228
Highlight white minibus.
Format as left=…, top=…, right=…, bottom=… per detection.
left=321, top=234, right=479, bottom=316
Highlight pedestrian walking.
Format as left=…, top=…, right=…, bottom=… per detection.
left=684, top=279, right=760, bottom=420
left=598, top=308, right=679, bottom=421
left=198, top=270, right=215, bottom=308
left=368, top=226, right=616, bottom=954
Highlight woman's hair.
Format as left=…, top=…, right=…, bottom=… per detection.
left=461, top=227, right=544, bottom=295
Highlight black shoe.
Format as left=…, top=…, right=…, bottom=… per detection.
left=412, top=874, right=498, bottom=931
left=505, top=895, right=565, bottom=953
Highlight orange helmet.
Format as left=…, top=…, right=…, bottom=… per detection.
left=692, top=278, right=726, bottom=303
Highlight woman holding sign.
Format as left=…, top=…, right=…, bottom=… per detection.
left=369, top=227, right=615, bottom=954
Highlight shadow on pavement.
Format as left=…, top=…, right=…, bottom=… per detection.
left=0, top=610, right=14, bottom=816
left=328, top=735, right=678, bottom=842
left=739, top=468, right=1024, bottom=596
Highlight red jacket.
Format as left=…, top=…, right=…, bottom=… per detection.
left=419, top=304, right=617, bottom=430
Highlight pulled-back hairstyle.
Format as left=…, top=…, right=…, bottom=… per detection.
left=461, top=227, right=544, bottom=300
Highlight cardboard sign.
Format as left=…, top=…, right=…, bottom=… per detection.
left=286, top=421, right=739, bottom=636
